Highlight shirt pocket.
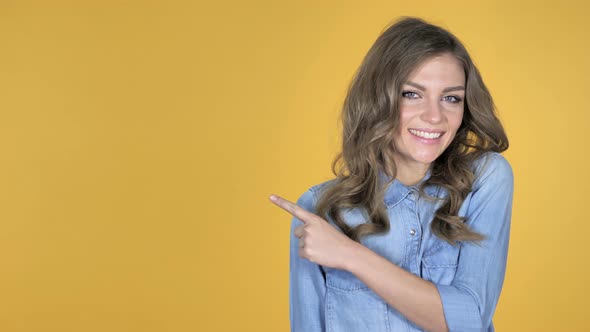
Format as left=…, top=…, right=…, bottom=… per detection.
left=325, top=268, right=391, bottom=332
left=420, top=240, right=460, bottom=285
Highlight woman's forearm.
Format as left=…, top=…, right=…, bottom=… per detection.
left=344, top=242, right=449, bottom=332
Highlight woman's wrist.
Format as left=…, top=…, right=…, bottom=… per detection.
left=341, top=240, right=373, bottom=273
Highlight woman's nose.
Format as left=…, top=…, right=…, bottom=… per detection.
left=420, top=99, right=443, bottom=124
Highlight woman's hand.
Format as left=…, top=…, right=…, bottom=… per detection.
left=269, top=194, right=361, bottom=271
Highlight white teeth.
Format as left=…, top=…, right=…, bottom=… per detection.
left=409, top=129, right=442, bottom=139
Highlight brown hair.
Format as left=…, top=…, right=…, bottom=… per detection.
left=315, top=16, right=508, bottom=245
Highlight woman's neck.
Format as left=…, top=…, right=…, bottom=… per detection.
left=395, top=162, right=430, bottom=186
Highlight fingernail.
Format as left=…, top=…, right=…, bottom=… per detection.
left=269, top=195, right=277, bottom=201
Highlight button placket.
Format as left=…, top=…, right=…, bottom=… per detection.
left=407, top=189, right=419, bottom=231
left=404, top=188, right=422, bottom=274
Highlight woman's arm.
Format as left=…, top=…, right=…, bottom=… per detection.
left=434, top=154, right=513, bottom=330
left=345, top=243, right=449, bottom=331
left=271, top=153, right=513, bottom=332
left=289, top=189, right=326, bottom=332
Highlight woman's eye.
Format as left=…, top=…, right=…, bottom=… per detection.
left=401, top=91, right=420, bottom=99
left=442, top=95, right=463, bottom=103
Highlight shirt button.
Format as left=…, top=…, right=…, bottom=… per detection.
left=410, top=229, right=416, bottom=236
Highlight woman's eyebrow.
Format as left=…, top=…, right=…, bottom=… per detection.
left=405, top=81, right=465, bottom=93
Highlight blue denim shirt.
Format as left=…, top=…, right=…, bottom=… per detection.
left=289, top=152, right=513, bottom=332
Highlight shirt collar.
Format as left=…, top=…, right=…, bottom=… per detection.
left=380, top=168, right=438, bottom=206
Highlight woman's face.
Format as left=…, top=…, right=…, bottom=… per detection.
left=392, top=52, right=465, bottom=171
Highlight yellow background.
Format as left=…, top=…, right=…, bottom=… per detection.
left=1, top=1, right=588, bottom=331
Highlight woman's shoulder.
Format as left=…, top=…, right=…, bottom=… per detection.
left=471, top=151, right=514, bottom=191
left=309, top=178, right=340, bottom=195
left=295, top=178, right=339, bottom=213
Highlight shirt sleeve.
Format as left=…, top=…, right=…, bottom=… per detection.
left=435, top=153, right=514, bottom=332
left=290, top=188, right=326, bottom=332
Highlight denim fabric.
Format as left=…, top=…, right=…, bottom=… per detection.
left=289, top=152, right=513, bottom=332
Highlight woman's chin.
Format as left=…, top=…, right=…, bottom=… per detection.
left=393, top=146, right=447, bottom=168
left=411, top=153, right=441, bottom=165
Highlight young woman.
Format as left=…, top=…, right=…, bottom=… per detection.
left=270, top=16, right=513, bottom=332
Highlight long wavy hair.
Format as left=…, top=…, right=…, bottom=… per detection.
left=315, top=17, right=508, bottom=245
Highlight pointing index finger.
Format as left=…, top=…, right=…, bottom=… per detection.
left=269, top=194, right=315, bottom=224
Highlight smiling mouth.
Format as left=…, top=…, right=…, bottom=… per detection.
left=408, top=129, right=445, bottom=139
